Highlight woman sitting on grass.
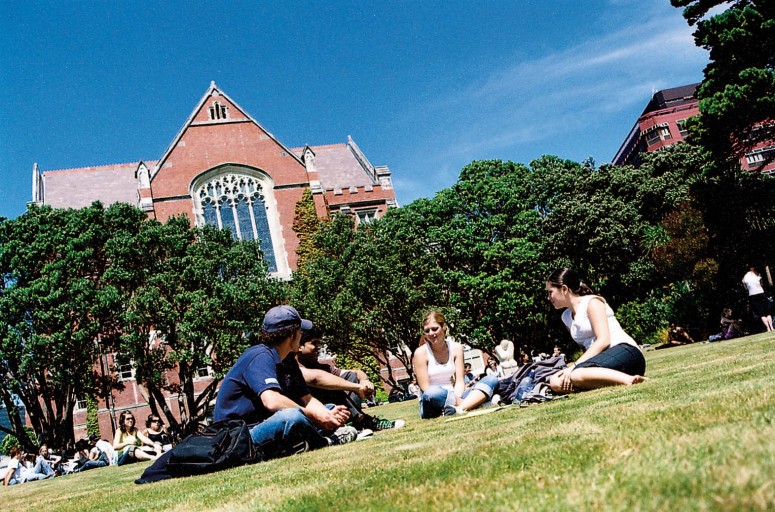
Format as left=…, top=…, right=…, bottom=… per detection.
left=412, top=310, right=499, bottom=418
left=545, top=268, right=647, bottom=393
left=113, top=411, right=161, bottom=465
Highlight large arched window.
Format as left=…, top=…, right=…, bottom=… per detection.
left=194, top=169, right=279, bottom=273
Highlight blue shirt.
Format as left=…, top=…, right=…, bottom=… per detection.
left=214, top=344, right=310, bottom=424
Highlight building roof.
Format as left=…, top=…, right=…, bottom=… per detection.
left=41, top=161, right=155, bottom=209
left=641, top=83, right=699, bottom=116
left=293, top=141, right=379, bottom=190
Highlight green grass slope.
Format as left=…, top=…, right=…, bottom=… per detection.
left=4, top=333, right=775, bottom=511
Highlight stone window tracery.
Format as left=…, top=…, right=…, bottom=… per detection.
left=196, top=173, right=277, bottom=272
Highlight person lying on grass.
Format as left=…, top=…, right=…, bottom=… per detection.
left=412, top=310, right=499, bottom=418
left=545, top=268, right=647, bottom=393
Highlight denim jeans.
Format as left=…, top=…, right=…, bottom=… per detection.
left=249, top=407, right=331, bottom=459
left=419, top=374, right=499, bottom=419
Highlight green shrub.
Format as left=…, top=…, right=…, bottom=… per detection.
left=0, top=427, right=39, bottom=455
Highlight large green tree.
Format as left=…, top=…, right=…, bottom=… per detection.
left=0, top=203, right=145, bottom=450
left=108, top=217, right=282, bottom=436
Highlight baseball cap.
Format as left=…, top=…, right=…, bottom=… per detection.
left=262, top=305, right=312, bottom=333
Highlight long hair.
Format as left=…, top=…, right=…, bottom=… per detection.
left=422, top=310, right=449, bottom=338
left=118, top=411, right=137, bottom=435
left=546, top=268, right=594, bottom=296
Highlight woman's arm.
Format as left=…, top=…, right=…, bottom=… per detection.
left=412, top=348, right=430, bottom=392
left=112, top=430, right=129, bottom=450
left=452, top=343, right=466, bottom=401
left=136, top=429, right=160, bottom=448
left=574, top=298, right=611, bottom=365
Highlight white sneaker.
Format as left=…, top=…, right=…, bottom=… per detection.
left=356, top=429, right=374, bottom=441
left=491, top=394, right=502, bottom=406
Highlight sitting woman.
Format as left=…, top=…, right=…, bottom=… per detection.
left=720, top=308, right=745, bottom=340
left=412, top=310, right=499, bottom=418
left=113, top=411, right=161, bottom=465
left=143, top=415, right=173, bottom=454
left=545, top=268, right=647, bottom=393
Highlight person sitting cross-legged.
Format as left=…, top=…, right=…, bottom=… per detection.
left=296, top=324, right=405, bottom=433
left=214, top=306, right=359, bottom=459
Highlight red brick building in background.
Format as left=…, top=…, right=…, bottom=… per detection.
left=30, top=82, right=398, bottom=439
left=612, top=83, right=775, bottom=173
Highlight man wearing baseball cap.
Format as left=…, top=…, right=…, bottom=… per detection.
left=214, top=305, right=358, bottom=458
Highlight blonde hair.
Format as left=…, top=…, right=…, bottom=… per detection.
left=422, top=310, right=448, bottom=337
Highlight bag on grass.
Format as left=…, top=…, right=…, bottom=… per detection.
left=166, top=419, right=259, bottom=475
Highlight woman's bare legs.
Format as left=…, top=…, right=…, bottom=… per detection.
left=459, top=390, right=489, bottom=412
left=549, top=368, right=647, bottom=393
left=761, top=315, right=774, bottom=332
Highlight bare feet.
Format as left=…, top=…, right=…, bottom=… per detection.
left=629, top=375, right=649, bottom=385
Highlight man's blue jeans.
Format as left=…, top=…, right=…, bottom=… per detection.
left=419, top=374, right=499, bottom=419
left=249, top=408, right=330, bottom=459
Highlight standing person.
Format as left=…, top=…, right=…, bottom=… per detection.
left=214, top=305, right=358, bottom=459
left=545, top=268, right=647, bottom=393
left=113, top=411, right=161, bottom=465
left=412, top=310, right=499, bottom=419
left=296, top=324, right=404, bottom=432
left=742, top=266, right=774, bottom=332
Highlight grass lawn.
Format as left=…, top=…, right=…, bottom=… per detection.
left=4, top=333, right=775, bottom=511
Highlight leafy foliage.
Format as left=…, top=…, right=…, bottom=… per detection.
left=671, top=0, right=775, bottom=170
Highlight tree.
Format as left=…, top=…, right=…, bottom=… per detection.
left=0, top=202, right=145, bottom=450
left=292, top=188, right=324, bottom=268
left=671, top=0, right=775, bottom=170
left=108, top=217, right=282, bottom=436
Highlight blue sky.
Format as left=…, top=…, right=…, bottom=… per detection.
left=0, top=0, right=708, bottom=220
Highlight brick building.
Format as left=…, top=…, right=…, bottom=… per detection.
left=612, top=83, right=775, bottom=173
left=30, top=82, right=398, bottom=439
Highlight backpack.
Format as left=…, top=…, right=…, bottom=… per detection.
left=166, top=420, right=260, bottom=476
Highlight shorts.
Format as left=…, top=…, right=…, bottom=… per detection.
left=574, top=343, right=645, bottom=376
left=749, top=293, right=772, bottom=318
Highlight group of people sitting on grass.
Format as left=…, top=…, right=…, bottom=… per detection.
left=4, top=267, right=649, bottom=479
left=212, top=267, right=647, bottom=459
left=1, top=413, right=174, bottom=486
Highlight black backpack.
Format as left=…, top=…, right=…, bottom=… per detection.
left=166, top=419, right=260, bottom=475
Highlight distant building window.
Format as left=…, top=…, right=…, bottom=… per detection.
left=676, top=119, right=689, bottom=138
left=644, top=126, right=672, bottom=146
left=208, top=101, right=228, bottom=121
left=196, top=172, right=277, bottom=272
left=195, top=366, right=213, bottom=379
left=75, top=397, right=87, bottom=411
left=356, top=209, right=378, bottom=226
left=746, top=146, right=775, bottom=168
left=116, top=357, right=135, bottom=381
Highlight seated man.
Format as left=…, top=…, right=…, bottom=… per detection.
left=296, top=325, right=404, bottom=432
left=463, top=363, right=477, bottom=389
left=214, top=306, right=358, bottom=459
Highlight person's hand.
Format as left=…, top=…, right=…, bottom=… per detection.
left=361, top=379, right=375, bottom=397
left=556, top=368, right=575, bottom=393
left=355, top=383, right=373, bottom=400
left=308, top=405, right=350, bottom=430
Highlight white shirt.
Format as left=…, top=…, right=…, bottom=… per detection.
left=561, top=295, right=638, bottom=350
left=742, top=271, right=765, bottom=296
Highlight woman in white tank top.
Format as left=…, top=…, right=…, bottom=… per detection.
left=546, top=268, right=648, bottom=394
left=412, top=310, right=500, bottom=419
